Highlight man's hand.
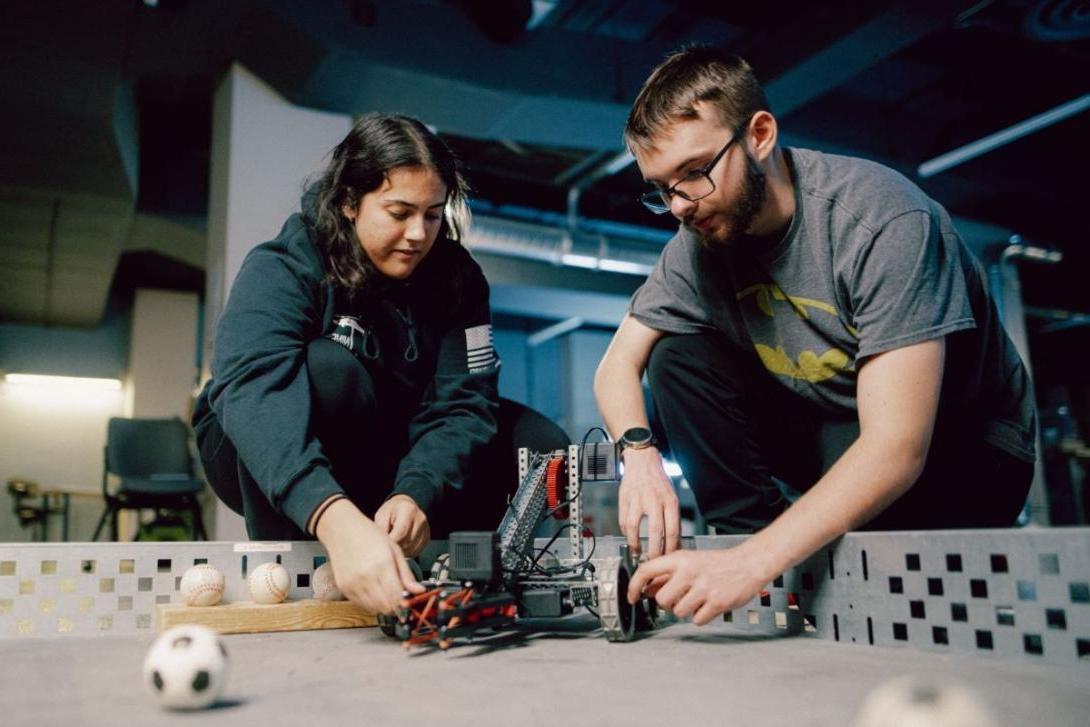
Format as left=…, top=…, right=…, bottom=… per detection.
left=626, top=547, right=772, bottom=625
left=316, top=499, right=425, bottom=614
left=374, top=494, right=430, bottom=558
left=618, top=447, right=680, bottom=558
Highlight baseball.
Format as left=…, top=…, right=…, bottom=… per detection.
left=179, top=564, right=225, bottom=607
left=248, top=562, right=290, bottom=604
left=311, top=562, right=344, bottom=601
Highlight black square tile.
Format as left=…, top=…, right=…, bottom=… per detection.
left=1023, top=633, right=1044, bottom=656
left=1046, top=608, right=1066, bottom=630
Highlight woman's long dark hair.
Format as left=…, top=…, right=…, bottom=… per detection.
left=311, top=113, right=470, bottom=299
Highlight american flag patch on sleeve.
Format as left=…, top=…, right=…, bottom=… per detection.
left=465, top=324, right=498, bottom=373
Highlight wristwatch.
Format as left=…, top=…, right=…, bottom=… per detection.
left=618, top=426, right=656, bottom=452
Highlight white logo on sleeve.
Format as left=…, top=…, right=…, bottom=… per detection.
left=465, top=324, right=497, bottom=373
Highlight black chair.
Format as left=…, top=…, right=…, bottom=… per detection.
left=91, top=417, right=208, bottom=541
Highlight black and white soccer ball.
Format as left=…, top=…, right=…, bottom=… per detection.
left=143, top=624, right=228, bottom=710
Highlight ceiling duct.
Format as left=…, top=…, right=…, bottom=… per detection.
left=467, top=213, right=666, bottom=276
left=0, top=187, right=131, bottom=328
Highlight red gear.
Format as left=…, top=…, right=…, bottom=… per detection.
left=545, top=456, right=568, bottom=520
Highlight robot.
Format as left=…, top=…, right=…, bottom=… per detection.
left=380, top=442, right=658, bottom=649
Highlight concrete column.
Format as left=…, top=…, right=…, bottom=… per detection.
left=128, top=289, right=199, bottom=419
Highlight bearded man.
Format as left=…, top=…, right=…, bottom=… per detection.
left=594, top=46, right=1036, bottom=625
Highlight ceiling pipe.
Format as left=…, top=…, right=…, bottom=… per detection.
left=918, top=93, right=1090, bottom=178
left=527, top=316, right=586, bottom=347
left=565, top=149, right=635, bottom=232
left=556, top=148, right=644, bottom=274
left=467, top=212, right=660, bottom=277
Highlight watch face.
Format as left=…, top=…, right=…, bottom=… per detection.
left=621, top=427, right=652, bottom=446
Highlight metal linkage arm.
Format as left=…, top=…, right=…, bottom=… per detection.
left=497, top=453, right=553, bottom=572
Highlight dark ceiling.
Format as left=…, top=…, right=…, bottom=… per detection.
left=2, top=0, right=1089, bottom=317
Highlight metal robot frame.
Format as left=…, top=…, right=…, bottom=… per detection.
left=381, top=443, right=657, bottom=649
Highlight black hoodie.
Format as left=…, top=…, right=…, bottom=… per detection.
left=192, top=200, right=500, bottom=532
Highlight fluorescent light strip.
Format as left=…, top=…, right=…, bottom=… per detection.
left=4, top=374, right=122, bottom=391
left=918, top=93, right=1090, bottom=178
left=560, top=253, right=600, bottom=269
left=597, top=258, right=654, bottom=276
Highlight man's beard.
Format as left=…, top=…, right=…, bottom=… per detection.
left=698, top=151, right=767, bottom=248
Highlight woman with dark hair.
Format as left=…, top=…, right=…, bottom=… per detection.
left=192, top=113, right=500, bottom=614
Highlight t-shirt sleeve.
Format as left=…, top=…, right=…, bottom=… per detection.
left=629, top=235, right=716, bottom=334
left=848, top=209, right=976, bottom=360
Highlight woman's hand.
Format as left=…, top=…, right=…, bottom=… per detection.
left=316, top=498, right=425, bottom=614
left=374, top=494, right=431, bottom=558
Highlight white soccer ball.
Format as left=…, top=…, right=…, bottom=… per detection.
left=851, top=676, right=997, bottom=727
left=180, top=564, right=225, bottom=607
left=143, top=625, right=228, bottom=710
left=248, top=562, right=290, bottom=604
left=312, top=562, right=344, bottom=601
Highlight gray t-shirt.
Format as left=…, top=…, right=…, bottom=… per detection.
left=630, top=147, right=1036, bottom=462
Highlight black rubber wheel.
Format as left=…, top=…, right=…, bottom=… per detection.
left=377, top=613, right=398, bottom=639
left=615, top=559, right=637, bottom=640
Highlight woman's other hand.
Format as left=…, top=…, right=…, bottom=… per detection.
left=374, top=494, right=431, bottom=558
left=316, top=498, right=425, bottom=614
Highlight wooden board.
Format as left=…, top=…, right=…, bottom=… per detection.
left=155, top=599, right=379, bottom=634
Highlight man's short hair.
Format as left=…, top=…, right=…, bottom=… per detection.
left=625, top=46, right=770, bottom=151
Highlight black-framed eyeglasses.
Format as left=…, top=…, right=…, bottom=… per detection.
left=638, top=132, right=740, bottom=214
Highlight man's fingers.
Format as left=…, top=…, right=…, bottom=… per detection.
left=627, top=554, right=674, bottom=603
left=693, top=601, right=722, bottom=626
left=644, top=573, right=670, bottom=598
left=672, top=586, right=704, bottom=619
left=653, top=576, right=691, bottom=611
left=623, top=510, right=643, bottom=555
left=647, top=506, right=665, bottom=559
left=664, top=508, right=681, bottom=553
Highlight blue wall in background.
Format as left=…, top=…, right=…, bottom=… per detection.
left=492, top=322, right=613, bottom=441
